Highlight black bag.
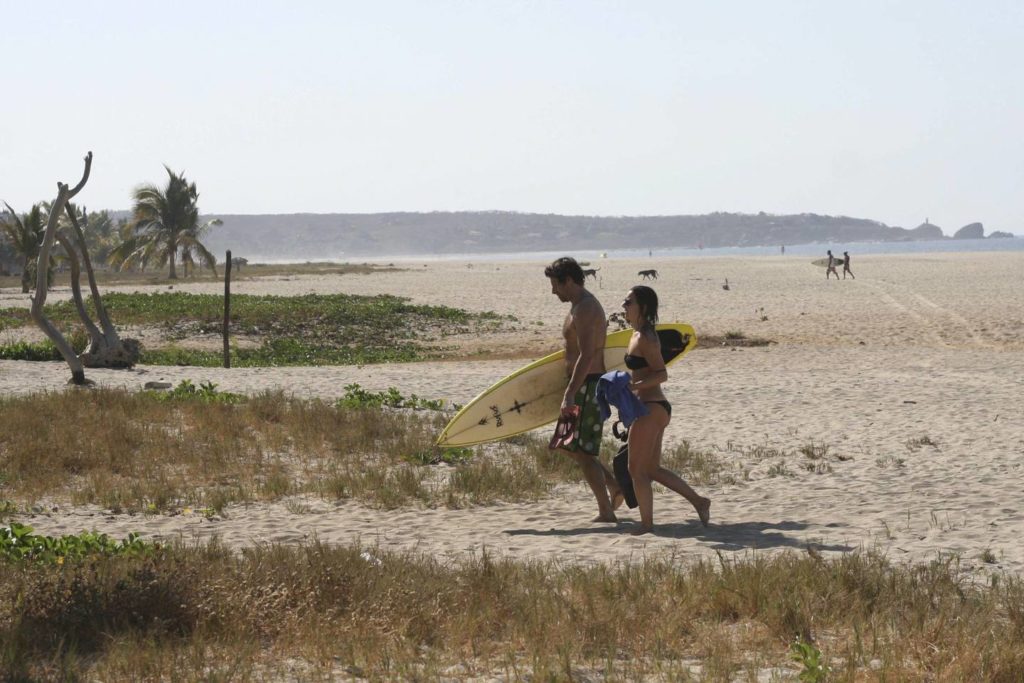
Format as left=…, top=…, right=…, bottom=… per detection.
left=611, top=421, right=638, bottom=509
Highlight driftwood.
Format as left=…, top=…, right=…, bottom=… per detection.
left=62, top=204, right=139, bottom=368
left=30, top=152, right=139, bottom=385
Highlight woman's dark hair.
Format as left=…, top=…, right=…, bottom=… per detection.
left=630, top=285, right=658, bottom=328
left=544, top=256, right=584, bottom=285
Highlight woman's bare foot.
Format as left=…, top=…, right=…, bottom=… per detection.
left=592, top=513, right=618, bottom=523
left=630, top=523, right=653, bottom=536
left=695, top=498, right=711, bottom=527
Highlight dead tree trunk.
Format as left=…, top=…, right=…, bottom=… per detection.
left=63, top=204, right=139, bottom=368
left=30, top=152, right=93, bottom=385
left=56, top=232, right=103, bottom=348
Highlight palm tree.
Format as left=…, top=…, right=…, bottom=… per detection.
left=111, top=167, right=221, bottom=278
left=1, top=202, right=47, bottom=292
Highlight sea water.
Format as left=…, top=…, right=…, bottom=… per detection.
left=353, top=237, right=1023, bottom=264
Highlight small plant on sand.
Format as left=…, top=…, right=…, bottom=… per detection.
left=981, top=548, right=998, bottom=564
left=0, top=500, right=17, bottom=521
left=0, top=523, right=155, bottom=564
left=337, top=384, right=445, bottom=411
left=150, top=379, right=244, bottom=403
left=799, top=442, right=830, bottom=460
left=904, top=435, right=939, bottom=451
left=790, top=637, right=829, bottom=682
left=875, top=454, right=906, bottom=469
left=724, top=330, right=747, bottom=340
left=405, top=446, right=475, bottom=466
left=607, top=312, right=628, bottom=330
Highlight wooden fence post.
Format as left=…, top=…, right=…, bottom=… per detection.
left=224, top=250, right=232, bottom=368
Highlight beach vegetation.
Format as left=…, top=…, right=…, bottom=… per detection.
left=662, top=439, right=741, bottom=486
left=875, top=454, right=906, bottom=469
left=149, top=379, right=244, bottom=403
left=108, top=166, right=221, bottom=279
left=0, top=388, right=730, bottom=516
left=700, top=332, right=774, bottom=348
left=0, top=524, right=155, bottom=564
left=799, top=442, right=829, bottom=460
left=905, top=434, right=939, bottom=451
left=336, top=382, right=446, bottom=410
left=790, top=637, right=830, bottom=681
left=767, top=461, right=794, bottom=477
left=0, top=389, right=578, bottom=514
left=0, top=291, right=514, bottom=366
left=0, top=202, right=50, bottom=293
left=1, top=542, right=1022, bottom=680
left=0, top=259, right=404, bottom=290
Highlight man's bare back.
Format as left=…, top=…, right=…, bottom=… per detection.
left=563, top=291, right=607, bottom=379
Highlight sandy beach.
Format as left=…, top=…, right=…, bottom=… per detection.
left=5, top=251, right=1023, bottom=579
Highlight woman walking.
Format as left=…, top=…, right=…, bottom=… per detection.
left=621, top=285, right=711, bottom=535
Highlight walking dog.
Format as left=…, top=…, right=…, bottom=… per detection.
left=638, top=269, right=658, bottom=280
left=583, top=268, right=599, bottom=280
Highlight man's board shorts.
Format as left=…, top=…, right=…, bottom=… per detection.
left=556, top=373, right=604, bottom=456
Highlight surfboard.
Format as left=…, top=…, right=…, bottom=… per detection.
left=811, top=258, right=845, bottom=267
left=436, top=323, right=697, bottom=447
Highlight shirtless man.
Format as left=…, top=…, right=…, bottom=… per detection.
left=545, top=256, right=620, bottom=522
left=826, top=250, right=840, bottom=280
left=843, top=251, right=855, bottom=279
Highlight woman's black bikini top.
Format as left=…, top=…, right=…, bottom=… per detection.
left=624, top=353, right=648, bottom=370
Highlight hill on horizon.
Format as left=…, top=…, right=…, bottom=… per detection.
left=185, top=210, right=961, bottom=261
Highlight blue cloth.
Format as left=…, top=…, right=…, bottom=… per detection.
left=596, top=371, right=649, bottom=426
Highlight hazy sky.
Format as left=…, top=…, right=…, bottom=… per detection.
left=3, top=1, right=1022, bottom=234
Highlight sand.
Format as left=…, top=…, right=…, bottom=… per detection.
left=4, top=251, right=1023, bottom=578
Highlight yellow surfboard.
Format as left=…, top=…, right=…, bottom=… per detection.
left=437, top=323, right=696, bottom=447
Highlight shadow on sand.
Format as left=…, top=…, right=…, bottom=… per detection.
left=506, top=519, right=854, bottom=553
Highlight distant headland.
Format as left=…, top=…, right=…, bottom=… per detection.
left=189, top=211, right=1014, bottom=260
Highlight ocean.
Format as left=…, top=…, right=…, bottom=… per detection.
left=350, top=236, right=1023, bottom=264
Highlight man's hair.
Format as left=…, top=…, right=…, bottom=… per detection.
left=544, top=256, right=584, bottom=285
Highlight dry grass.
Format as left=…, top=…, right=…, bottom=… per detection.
left=2, top=542, right=1023, bottom=680
left=0, top=389, right=586, bottom=514
left=0, top=389, right=734, bottom=515
left=662, top=439, right=744, bottom=486
left=3, top=391, right=1024, bottom=679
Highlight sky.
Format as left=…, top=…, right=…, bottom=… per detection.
left=2, top=1, right=1022, bottom=235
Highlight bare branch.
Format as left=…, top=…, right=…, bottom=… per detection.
left=67, top=151, right=93, bottom=199
left=31, top=154, right=94, bottom=384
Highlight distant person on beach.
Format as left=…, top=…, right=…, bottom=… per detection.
left=621, top=285, right=710, bottom=535
left=545, top=256, right=620, bottom=522
left=826, top=250, right=840, bottom=280
left=781, top=245, right=785, bottom=255
left=843, top=251, right=855, bottom=279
